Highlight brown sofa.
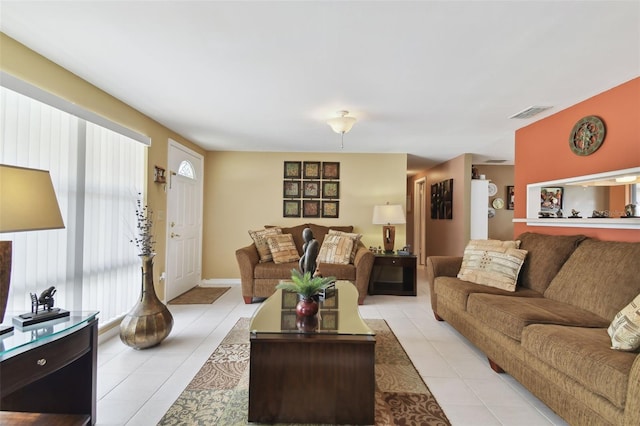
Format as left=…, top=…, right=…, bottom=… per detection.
left=427, top=232, right=640, bottom=426
left=236, top=223, right=375, bottom=305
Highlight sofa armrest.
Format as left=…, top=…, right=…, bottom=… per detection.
left=235, top=244, right=260, bottom=302
left=353, top=243, right=375, bottom=305
left=426, top=256, right=463, bottom=315
left=624, top=354, right=640, bottom=425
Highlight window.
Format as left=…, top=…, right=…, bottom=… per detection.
left=178, top=160, right=195, bottom=179
left=1, top=85, right=146, bottom=327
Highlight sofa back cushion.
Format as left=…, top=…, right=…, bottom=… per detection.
left=544, top=239, right=640, bottom=321
left=517, top=232, right=587, bottom=293
left=273, top=223, right=354, bottom=255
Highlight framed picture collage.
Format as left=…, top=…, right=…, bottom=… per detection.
left=283, top=161, right=340, bottom=218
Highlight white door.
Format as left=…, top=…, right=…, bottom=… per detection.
left=165, top=139, right=203, bottom=301
left=414, top=178, right=427, bottom=265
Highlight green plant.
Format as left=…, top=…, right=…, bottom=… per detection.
left=276, top=269, right=336, bottom=299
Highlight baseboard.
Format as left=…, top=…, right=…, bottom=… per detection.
left=201, top=278, right=240, bottom=286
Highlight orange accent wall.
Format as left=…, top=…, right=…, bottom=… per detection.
left=514, top=77, right=640, bottom=241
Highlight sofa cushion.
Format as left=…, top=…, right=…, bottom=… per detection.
left=434, top=277, right=542, bottom=311
left=278, top=224, right=309, bottom=254
left=317, top=234, right=354, bottom=265
left=516, top=232, right=587, bottom=293
left=254, top=261, right=298, bottom=279
left=457, top=240, right=527, bottom=291
left=316, top=262, right=356, bottom=281
left=328, top=229, right=361, bottom=263
left=608, top=293, right=640, bottom=351
left=248, top=227, right=282, bottom=263
left=309, top=223, right=353, bottom=247
left=467, top=293, right=610, bottom=341
left=267, top=234, right=300, bottom=264
left=522, top=324, right=637, bottom=409
left=544, top=239, right=640, bottom=320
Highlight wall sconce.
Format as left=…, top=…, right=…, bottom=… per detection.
left=154, top=166, right=166, bottom=184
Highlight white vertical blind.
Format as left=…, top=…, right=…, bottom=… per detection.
left=1, top=86, right=146, bottom=326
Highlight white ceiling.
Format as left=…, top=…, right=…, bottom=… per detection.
left=1, top=1, right=638, bottom=173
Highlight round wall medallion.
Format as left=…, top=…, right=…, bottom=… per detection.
left=569, top=115, right=605, bottom=156
left=492, top=197, right=505, bottom=209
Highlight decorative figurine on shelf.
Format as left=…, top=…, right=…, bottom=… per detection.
left=625, top=203, right=638, bottom=217
left=570, top=209, right=581, bottom=218
left=556, top=209, right=564, bottom=218
left=14, top=285, right=70, bottom=327
left=32, top=285, right=56, bottom=314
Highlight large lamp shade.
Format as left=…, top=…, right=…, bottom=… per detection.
left=0, top=164, right=65, bottom=334
left=372, top=203, right=406, bottom=253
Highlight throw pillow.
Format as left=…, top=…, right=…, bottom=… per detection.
left=608, top=293, right=640, bottom=351
left=267, top=234, right=300, bottom=264
left=457, top=240, right=527, bottom=292
left=328, top=229, right=362, bottom=263
left=248, top=227, right=282, bottom=263
left=317, top=234, right=354, bottom=265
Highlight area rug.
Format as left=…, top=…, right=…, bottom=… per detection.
left=158, top=318, right=450, bottom=425
left=168, top=286, right=230, bottom=305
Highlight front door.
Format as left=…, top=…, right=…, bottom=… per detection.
left=165, top=139, right=203, bottom=301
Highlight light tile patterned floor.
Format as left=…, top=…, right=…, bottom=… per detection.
left=96, top=266, right=568, bottom=425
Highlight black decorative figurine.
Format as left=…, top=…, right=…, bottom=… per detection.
left=14, top=285, right=70, bottom=327
left=299, top=228, right=319, bottom=276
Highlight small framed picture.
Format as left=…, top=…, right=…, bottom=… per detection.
left=506, top=186, right=515, bottom=210
left=281, top=311, right=298, bottom=331
left=322, top=162, right=340, bottom=179
left=283, top=180, right=301, bottom=198
left=284, top=161, right=301, bottom=179
left=303, top=200, right=320, bottom=218
left=540, top=187, right=563, bottom=213
left=283, top=200, right=301, bottom=217
left=281, top=290, right=298, bottom=309
left=322, top=200, right=339, bottom=218
left=303, top=180, right=320, bottom=198
left=322, top=181, right=340, bottom=199
left=303, top=161, right=321, bottom=179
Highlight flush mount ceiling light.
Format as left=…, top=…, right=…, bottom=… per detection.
left=326, top=110, right=357, bottom=149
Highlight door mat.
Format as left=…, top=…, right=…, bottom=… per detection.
left=168, top=286, right=230, bottom=305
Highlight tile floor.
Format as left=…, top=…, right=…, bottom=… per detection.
left=96, top=267, right=568, bottom=425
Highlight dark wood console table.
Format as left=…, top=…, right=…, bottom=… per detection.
left=0, top=312, right=98, bottom=425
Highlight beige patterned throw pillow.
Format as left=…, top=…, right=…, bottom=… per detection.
left=457, top=240, right=527, bottom=292
left=248, top=227, right=282, bottom=262
left=317, top=234, right=354, bottom=265
left=267, top=234, right=300, bottom=264
left=328, top=229, right=362, bottom=263
left=608, top=294, right=640, bottom=351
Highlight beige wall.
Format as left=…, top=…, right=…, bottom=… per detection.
left=203, top=152, right=408, bottom=279
left=0, top=33, right=205, bottom=299
left=474, top=164, right=514, bottom=241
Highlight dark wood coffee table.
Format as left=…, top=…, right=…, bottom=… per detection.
left=248, top=281, right=376, bottom=425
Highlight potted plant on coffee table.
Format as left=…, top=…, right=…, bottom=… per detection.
left=276, top=268, right=335, bottom=317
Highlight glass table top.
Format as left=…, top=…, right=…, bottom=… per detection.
left=250, top=281, right=373, bottom=336
left=0, top=311, right=98, bottom=360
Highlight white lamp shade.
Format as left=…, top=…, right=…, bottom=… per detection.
left=327, top=113, right=357, bottom=134
left=372, top=204, right=406, bottom=225
left=0, top=164, right=65, bottom=233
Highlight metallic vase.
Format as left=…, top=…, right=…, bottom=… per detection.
left=120, top=254, right=173, bottom=349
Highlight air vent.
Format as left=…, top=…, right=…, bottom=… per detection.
left=509, top=106, right=552, bottom=119
left=485, top=159, right=507, bottom=164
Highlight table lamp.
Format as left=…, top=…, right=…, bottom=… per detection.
left=372, top=203, right=406, bottom=254
left=0, top=164, right=65, bottom=335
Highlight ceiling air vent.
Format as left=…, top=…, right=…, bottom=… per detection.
left=509, top=105, right=552, bottom=119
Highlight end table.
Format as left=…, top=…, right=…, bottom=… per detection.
left=368, top=254, right=417, bottom=296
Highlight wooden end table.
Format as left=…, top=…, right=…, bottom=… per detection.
left=368, top=254, right=417, bottom=296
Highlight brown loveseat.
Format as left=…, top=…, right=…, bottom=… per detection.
left=427, top=232, right=640, bottom=426
left=236, top=223, right=375, bottom=305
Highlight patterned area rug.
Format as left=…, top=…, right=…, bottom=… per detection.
left=168, top=286, right=230, bottom=305
left=159, top=318, right=450, bottom=425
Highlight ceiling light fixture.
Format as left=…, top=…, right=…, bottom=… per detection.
left=326, top=110, right=356, bottom=149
